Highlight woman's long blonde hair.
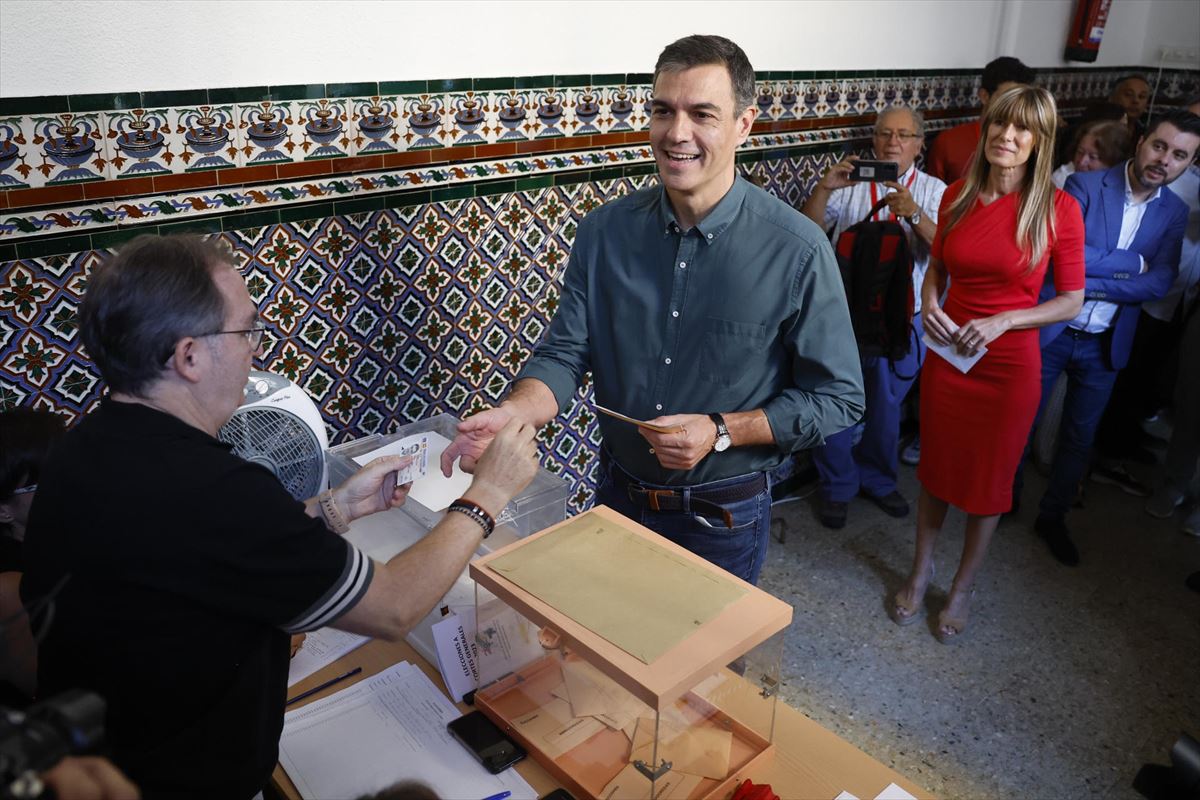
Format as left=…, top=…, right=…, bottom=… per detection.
left=942, top=85, right=1060, bottom=270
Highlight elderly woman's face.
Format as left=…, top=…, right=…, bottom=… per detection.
left=985, top=119, right=1036, bottom=169
left=1073, top=133, right=1110, bottom=173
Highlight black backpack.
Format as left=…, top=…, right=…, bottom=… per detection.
left=833, top=197, right=915, bottom=364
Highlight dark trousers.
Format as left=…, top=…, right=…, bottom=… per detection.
left=1014, top=329, right=1120, bottom=520
left=1096, top=310, right=1181, bottom=457
left=813, top=320, right=924, bottom=502
left=593, top=454, right=773, bottom=586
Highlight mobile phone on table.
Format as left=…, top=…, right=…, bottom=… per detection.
left=539, top=790, right=576, bottom=800
left=447, top=710, right=526, bottom=774
left=849, top=159, right=899, bottom=182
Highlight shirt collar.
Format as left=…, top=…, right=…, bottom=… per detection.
left=659, top=175, right=748, bottom=245
left=1124, top=159, right=1161, bottom=206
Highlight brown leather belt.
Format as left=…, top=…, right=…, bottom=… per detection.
left=601, top=451, right=767, bottom=529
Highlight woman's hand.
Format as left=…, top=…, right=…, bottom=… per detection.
left=922, top=300, right=957, bottom=347
left=952, top=313, right=1013, bottom=356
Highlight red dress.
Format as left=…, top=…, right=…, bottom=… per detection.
left=918, top=182, right=1085, bottom=515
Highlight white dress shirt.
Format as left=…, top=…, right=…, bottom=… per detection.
left=1070, top=161, right=1159, bottom=333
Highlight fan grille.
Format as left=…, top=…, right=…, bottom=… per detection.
left=219, top=407, right=324, bottom=501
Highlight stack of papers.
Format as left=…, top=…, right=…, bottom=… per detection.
left=287, top=627, right=370, bottom=687
left=279, top=662, right=536, bottom=800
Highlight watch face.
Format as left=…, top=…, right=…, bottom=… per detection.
left=714, top=434, right=732, bottom=452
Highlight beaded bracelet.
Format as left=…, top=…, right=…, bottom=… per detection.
left=318, top=489, right=351, bottom=534
left=447, top=498, right=495, bottom=538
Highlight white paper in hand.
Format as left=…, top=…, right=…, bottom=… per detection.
left=922, top=332, right=986, bottom=374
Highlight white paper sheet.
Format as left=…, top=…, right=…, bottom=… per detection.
left=279, top=661, right=535, bottom=800
left=287, top=627, right=370, bottom=687
left=873, top=783, right=917, bottom=800
left=923, top=332, right=987, bottom=374
left=400, top=431, right=474, bottom=511
left=834, top=792, right=861, bottom=800
left=431, top=609, right=479, bottom=703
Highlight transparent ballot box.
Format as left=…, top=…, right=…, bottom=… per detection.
left=327, top=412, right=569, bottom=551
left=326, top=413, right=569, bottom=665
left=469, top=505, right=792, bottom=800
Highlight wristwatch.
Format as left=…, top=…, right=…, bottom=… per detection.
left=709, top=413, right=732, bottom=452
left=908, top=209, right=922, bottom=225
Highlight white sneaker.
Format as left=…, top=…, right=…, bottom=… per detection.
left=900, top=435, right=920, bottom=466
left=1146, top=485, right=1186, bottom=519
left=1183, top=507, right=1200, bottom=537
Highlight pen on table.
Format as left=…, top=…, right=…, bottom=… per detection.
left=286, top=666, right=363, bottom=707
left=480, top=792, right=511, bottom=800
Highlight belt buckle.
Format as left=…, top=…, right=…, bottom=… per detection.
left=645, top=488, right=676, bottom=512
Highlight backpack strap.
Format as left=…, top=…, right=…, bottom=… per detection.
left=858, top=197, right=890, bottom=226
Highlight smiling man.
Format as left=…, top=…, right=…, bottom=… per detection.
left=442, top=34, right=863, bottom=584
left=1015, top=108, right=1200, bottom=566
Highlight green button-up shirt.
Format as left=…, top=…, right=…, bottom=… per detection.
left=519, top=176, right=864, bottom=486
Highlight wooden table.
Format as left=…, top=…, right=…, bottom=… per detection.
left=272, top=637, right=930, bottom=800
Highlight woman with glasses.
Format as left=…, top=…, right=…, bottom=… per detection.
left=891, top=86, right=1085, bottom=642
left=0, top=407, right=66, bottom=702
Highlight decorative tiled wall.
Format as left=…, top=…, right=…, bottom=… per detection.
left=1, top=66, right=1196, bottom=511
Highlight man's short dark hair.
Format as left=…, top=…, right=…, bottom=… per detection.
left=1143, top=108, right=1200, bottom=143
left=654, top=34, right=756, bottom=113
left=981, top=56, right=1036, bottom=93
left=1112, top=73, right=1150, bottom=92
left=79, top=234, right=232, bottom=397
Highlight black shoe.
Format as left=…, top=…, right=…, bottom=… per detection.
left=819, top=500, right=848, bottom=529
left=863, top=490, right=909, bottom=518
left=1035, top=515, right=1080, bottom=566
left=1090, top=463, right=1151, bottom=497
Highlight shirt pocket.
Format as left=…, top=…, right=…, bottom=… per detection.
left=700, top=317, right=768, bottom=387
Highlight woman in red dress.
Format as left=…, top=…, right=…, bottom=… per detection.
left=890, top=86, right=1085, bottom=641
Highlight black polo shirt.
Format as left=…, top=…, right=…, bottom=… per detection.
left=22, top=399, right=373, bottom=799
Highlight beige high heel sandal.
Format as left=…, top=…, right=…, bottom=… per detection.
left=889, top=562, right=934, bottom=626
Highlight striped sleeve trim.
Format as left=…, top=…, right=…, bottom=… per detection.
left=282, top=541, right=374, bottom=634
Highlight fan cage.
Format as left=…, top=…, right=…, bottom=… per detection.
left=219, top=406, right=324, bottom=501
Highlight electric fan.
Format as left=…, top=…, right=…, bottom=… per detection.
left=218, top=371, right=329, bottom=500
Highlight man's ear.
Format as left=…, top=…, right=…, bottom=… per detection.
left=166, top=337, right=207, bottom=384
left=736, top=105, right=758, bottom=144
left=0, top=502, right=15, bottom=525
left=977, top=88, right=991, bottom=108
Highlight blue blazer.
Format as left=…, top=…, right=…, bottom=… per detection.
left=1040, top=161, right=1187, bottom=369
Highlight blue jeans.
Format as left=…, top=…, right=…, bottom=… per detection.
left=813, top=319, right=924, bottom=502
left=1019, top=329, right=1119, bottom=520
left=593, top=455, right=773, bottom=585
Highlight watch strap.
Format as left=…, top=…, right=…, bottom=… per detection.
left=318, top=490, right=351, bottom=534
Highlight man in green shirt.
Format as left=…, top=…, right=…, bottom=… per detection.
left=442, top=35, right=863, bottom=584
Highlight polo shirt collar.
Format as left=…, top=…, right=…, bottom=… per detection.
left=659, top=175, right=748, bottom=245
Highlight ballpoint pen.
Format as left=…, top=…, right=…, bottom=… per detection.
left=480, top=792, right=511, bottom=800
left=285, top=666, right=363, bottom=706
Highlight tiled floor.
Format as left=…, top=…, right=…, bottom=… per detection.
left=760, top=458, right=1199, bottom=800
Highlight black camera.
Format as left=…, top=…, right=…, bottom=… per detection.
left=0, top=690, right=106, bottom=799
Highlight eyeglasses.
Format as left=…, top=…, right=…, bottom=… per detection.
left=874, top=130, right=922, bottom=142
left=197, top=324, right=271, bottom=350
left=12, top=484, right=37, bottom=496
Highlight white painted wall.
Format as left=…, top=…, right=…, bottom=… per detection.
left=1, top=0, right=1196, bottom=97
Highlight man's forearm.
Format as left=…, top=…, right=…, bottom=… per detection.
left=501, top=378, right=560, bottom=428
left=725, top=409, right=775, bottom=448
left=800, top=185, right=831, bottom=229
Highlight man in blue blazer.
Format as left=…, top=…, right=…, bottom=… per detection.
left=1024, top=109, right=1200, bottom=565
